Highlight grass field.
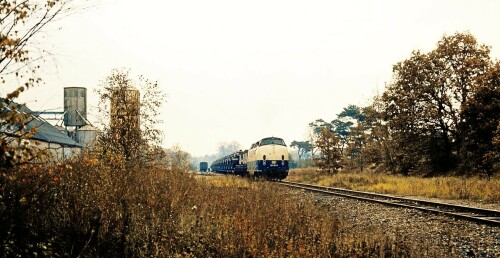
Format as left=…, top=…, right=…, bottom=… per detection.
left=287, top=168, right=500, bottom=204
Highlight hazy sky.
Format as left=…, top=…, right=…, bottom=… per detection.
left=12, top=0, right=500, bottom=157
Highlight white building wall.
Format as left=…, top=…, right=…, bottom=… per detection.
left=32, top=141, right=81, bottom=162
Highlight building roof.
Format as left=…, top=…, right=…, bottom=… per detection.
left=1, top=99, right=82, bottom=148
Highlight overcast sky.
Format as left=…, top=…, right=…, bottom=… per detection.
left=11, top=0, right=500, bottom=157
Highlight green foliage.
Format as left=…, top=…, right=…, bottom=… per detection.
left=338, top=104, right=362, bottom=120
left=290, top=140, right=312, bottom=165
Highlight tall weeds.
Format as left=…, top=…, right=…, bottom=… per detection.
left=1, top=157, right=432, bottom=257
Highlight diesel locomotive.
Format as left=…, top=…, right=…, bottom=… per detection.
left=210, top=137, right=289, bottom=180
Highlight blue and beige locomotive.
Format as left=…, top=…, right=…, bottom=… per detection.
left=246, top=137, right=289, bottom=179
left=210, top=137, right=289, bottom=180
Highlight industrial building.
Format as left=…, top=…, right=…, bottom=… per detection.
left=1, top=98, right=82, bottom=162
left=0, top=86, right=100, bottom=162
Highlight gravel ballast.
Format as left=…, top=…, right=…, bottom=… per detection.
left=297, top=190, right=500, bottom=257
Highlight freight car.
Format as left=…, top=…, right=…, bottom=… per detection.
left=199, top=161, right=208, bottom=172
left=210, top=137, right=289, bottom=180
left=210, top=150, right=247, bottom=176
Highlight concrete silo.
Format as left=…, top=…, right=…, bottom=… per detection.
left=75, top=124, right=100, bottom=148
left=64, top=87, right=87, bottom=127
left=110, top=86, right=140, bottom=132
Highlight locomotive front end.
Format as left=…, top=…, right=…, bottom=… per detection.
left=248, top=137, right=289, bottom=180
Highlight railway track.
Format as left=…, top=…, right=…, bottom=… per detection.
left=277, top=181, right=500, bottom=226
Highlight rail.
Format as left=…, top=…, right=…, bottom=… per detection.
left=277, top=181, right=500, bottom=226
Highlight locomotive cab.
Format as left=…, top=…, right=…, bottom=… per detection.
left=247, top=137, right=289, bottom=179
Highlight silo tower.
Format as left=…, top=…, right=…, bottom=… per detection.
left=64, top=87, right=87, bottom=127
left=110, top=85, right=140, bottom=132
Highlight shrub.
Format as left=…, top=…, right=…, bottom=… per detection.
left=1, top=158, right=432, bottom=257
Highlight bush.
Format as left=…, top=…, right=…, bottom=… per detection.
left=1, top=156, right=429, bottom=257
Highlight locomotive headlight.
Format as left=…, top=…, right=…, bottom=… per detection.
left=281, top=155, right=284, bottom=160
left=263, top=155, right=266, bottom=160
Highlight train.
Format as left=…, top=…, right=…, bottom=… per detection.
left=199, top=162, right=208, bottom=172
left=210, top=136, right=289, bottom=180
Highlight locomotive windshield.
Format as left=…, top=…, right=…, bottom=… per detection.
left=260, top=137, right=286, bottom=146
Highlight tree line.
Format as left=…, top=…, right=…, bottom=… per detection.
left=292, top=32, right=500, bottom=177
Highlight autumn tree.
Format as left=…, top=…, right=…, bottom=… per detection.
left=165, top=145, right=193, bottom=172
left=460, top=62, right=500, bottom=177
left=0, top=0, right=74, bottom=168
left=315, top=127, right=341, bottom=173
left=308, top=120, right=342, bottom=172
left=322, top=103, right=388, bottom=171
left=308, top=119, right=328, bottom=158
left=357, top=98, right=395, bottom=170
left=309, top=105, right=366, bottom=170
left=382, top=50, right=435, bottom=174
left=330, top=118, right=353, bottom=156
left=488, top=124, right=500, bottom=174
left=430, top=33, right=491, bottom=166
left=95, top=69, right=165, bottom=168
left=337, top=105, right=362, bottom=162
left=382, top=32, right=492, bottom=175
left=0, top=1, right=86, bottom=256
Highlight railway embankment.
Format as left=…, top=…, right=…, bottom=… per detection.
left=283, top=168, right=499, bottom=257
left=197, top=172, right=499, bottom=257
left=290, top=188, right=499, bottom=257
left=287, top=168, right=500, bottom=208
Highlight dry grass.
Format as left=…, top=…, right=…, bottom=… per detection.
left=288, top=168, right=500, bottom=204
left=195, top=173, right=254, bottom=188
left=1, top=158, right=447, bottom=257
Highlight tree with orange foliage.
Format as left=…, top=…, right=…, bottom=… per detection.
left=315, top=127, right=342, bottom=173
